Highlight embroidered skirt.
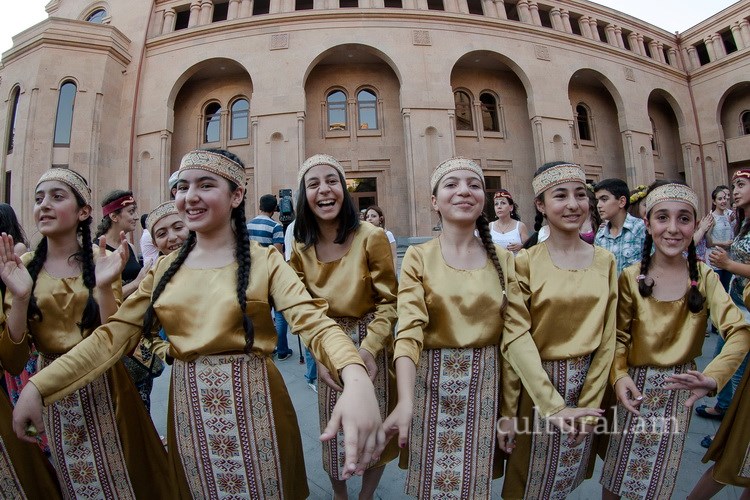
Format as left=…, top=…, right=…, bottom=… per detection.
left=503, top=354, right=594, bottom=500
left=170, top=352, right=308, bottom=499
left=319, top=313, right=397, bottom=479
left=600, top=362, right=694, bottom=499
left=40, top=355, right=170, bottom=500
left=704, top=356, right=750, bottom=487
left=400, top=346, right=500, bottom=499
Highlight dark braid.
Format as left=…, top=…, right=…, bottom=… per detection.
left=686, top=241, right=706, bottom=313
left=232, top=198, right=255, bottom=353
left=637, top=233, right=655, bottom=297
left=75, top=217, right=100, bottom=331
left=141, top=231, right=196, bottom=339
left=476, top=213, right=508, bottom=311
left=25, top=237, right=48, bottom=322
left=534, top=208, right=545, bottom=232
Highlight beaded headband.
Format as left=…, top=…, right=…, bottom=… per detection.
left=146, top=201, right=179, bottom=234
left=532, top=163, right=586, bottom=196
left=494, top=191, right=512, bottom=200
left=179, top=150, right=245, bottom=186
left=643, top=183, right=699, bottom=214
left=102, top=195, right=135, bottom=217
left=297, top=154, right=346, bottom=186
left=36, top=169, right=92, bottom=206
left=430, top=157, right=484, bottom=192
left=732, top=169, right=750, bottom=182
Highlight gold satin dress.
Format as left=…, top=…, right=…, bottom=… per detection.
left=23, top=243, right=365, bottom=500
left=290, top=222, right=399, bottom=478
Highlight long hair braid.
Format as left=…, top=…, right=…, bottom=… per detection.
left=534, top=209, right=545, bottom=232
left=686, top=240, right=706, bottom=313
left=76, top=217, right=100, bottom=331
left=231, top=197, right=255, bottom=353
left=141, top=231, right=196, bottom=339
left=476, top=213, right=508, bottom=311
left=25, top=237, right=48, bottom=323
left=637, top=233, right=655, bottom=297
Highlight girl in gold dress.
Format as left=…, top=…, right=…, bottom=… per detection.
left=599, top=181, right=750, bottom=500
left=290, top=154, right=398, bottom=500
left=384, top=158, right=602, bottom=499
left=502, top=161, right=617, bottom=500
left=0, top=168, right=171, bottom=499
left=10, top=149, right=387, bottom=500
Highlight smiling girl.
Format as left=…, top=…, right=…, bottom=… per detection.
left=0, top=168, right=170, bottom=498
left=599, top=181, right=750, bottom=500
left=384, top=158, right=602, bottom=499
left=502, top=161, right=616, bottom=499
left=11, top=150, right=386, bottom=499
left=291, top=154, right=398, bottom=499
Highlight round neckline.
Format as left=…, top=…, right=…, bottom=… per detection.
left=313, top=227, right=359, bottom=264
left=493, top=219, right=516, bottom=235
left=182, top=261, right=236, bottom=271
left=437, top=237, right=488, bottom=272
left=41, top=267, right=81, bottom=280
left=542, top=241, right=595, bottom=272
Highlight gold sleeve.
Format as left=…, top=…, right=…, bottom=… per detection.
left=393, top=246, right=427, bottom=366
left=30, top=266, right=157, bottom=405
left=267, top=247, right=364, bottom=376
left=702, top=269, right=750, bottom=391
left=0, top=297, right=31, bottom=376
left=500, top=250, right=566, bottom=418
left=611, top=269, right=635, bottom=385
left=359, top=230, right=397, bottom=357
left=577, top=254, right=617, bottom=424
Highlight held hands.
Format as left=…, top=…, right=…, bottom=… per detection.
left=0, top=233, right=32, bottom=300
left=317, top=361, right=344, bottom=392
left=12, top=382, right=45, bottom=444
left=547, top=406, right=604, bottom=447
left=359, top=348, right=378, bottom=382
left=496, top=417, right=517, bottom=454
left=664, top=370, right=718, bottom=407
left=382, top=400, right=413, bottom=449
left=614, top=376, right=643, bottom=416
left=320, top=364, right=385, bottom=479
left=506, top=243, right=523, bottom=253
left=708, top=248, right=730, bottom=270
left=95, top=232, right=129, bottom=288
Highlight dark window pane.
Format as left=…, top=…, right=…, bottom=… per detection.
left=480, top=93, right=499, bottom=132
left=231, top=99, right=249, bottom=140
left=484, top=176, right=502, bottom=217
left=327, top=91, right=347, bottom=131
left=7, top=88, right=20, bottom=154
left=174, top=10, right=190, bottom=30
left=204, top=103, right=222, bottom=143
left=296, top=0, right=314, bottom=10
left=576, top=104, right=591, bottom=141
left=427, top=0, right=444, bottom=10
left=212, top=2, right=229, bottom=21
left=54, top=82, right=77, bottom=146
left=253, top=0, right=270, bottom=15
left=467, top=0, right=483, bottom=15
left=357, top=90, right=377, bottom=130
left=86, top=9, right=107, bottom=23
left=384, top=0, right=402, bottom=7
left=340, top=0, right=358, bottom=7
left=454, top=91, right=473, bottom=131
left=742, top=111, right=750, bottom=135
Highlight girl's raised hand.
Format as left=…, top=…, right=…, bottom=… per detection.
left=0, top=233, right=32, bottom=299
left=95, top=232, right=129, bottom=287
left=664, top=370, right=717, bottom=407
left=614, top=376, right=643, bottom=415
left=12, top=382, right=45, bottom=444
left=382, top=400, right=413, bottom=449
left=321, top=364, right=385, bottom=479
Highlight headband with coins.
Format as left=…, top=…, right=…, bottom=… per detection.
left=36, top=169, right=92, bottom=207
left=178, top=150, right=245, bottom=187
left=430, top=158, right=485, bottom=192
left=532, top=163, right=586, bottom=196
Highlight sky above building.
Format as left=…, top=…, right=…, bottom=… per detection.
left=0, top=0, right=739, bottom=55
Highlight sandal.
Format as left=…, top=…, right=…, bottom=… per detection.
left=695, top=404, right=725, bottom=420
left=700, top=435, right=713, bottom=449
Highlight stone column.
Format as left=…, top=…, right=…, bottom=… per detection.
left=494, top=0, right=506, bottom=19
left=713, top=33, right=727, bottom=57
left=648, top=40, right=659, bottom=60
left=455, top=0, right=469, bottom=14
left=560, top=9, right=572, bottom=33
left=162, top=8, right=176, bottom=33
left=579, top=16, right=593, bottom=39
left=739, top=20, right=750, bottom=48
left=296, top=112, right=305, bottom=168
left=188, top=0, right=201, bottom=26
left=228, top=0, right=240, bottom=18
left=637, top=34, right=647, bottom=56
left=517, top=0, right=532, bottom=24
left=657, top=42, right=666, bottom=62
left=614, top=26, right=624, bottom=48
left=199, top=0, right=213, bottom=24
left=481, top=0, right=498, bottom=18
left=731, top=23, right=746, bottom=50
left=532, top=117, right=545, bottom=165
left=550, top=7, right=563, bottom=31
left=686, top=46, right=700, bottom=68
left=401, top=109, right=418, bottom=235
left=588, top=18, right=600, bottom=41
left=628, top=33, right=640, bottom=54
left=604, top=24, right=616, bottom=46
left=529, top=1, right=541, bottom=26
left=705, top=36, right=717, bottom=61
left=239, top=0, right=252, bottom=16
left=667, top=48, right=679, bottom=67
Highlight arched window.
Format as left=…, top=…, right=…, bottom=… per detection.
left=479, top=92, right=499, bottom=132
left=327, top=90, right=347, bottom=131
left=53, top=81, right=77, bottom=147
left=576, top=103, right=592, bottom=142
left=204, top=102, right=222, bottom=143
left=454, top=91, right=473, bottom=131
left=742, top=111, right=750, bottom=136
left=86, top=9, right=107, bottom=23
left=650, top=117, right=658, bottom=152
left=357, top=89, right=378, bottom=130
left=230, top=98, right=249, bottom=140
left=6, top=87, right=20, bottom=154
